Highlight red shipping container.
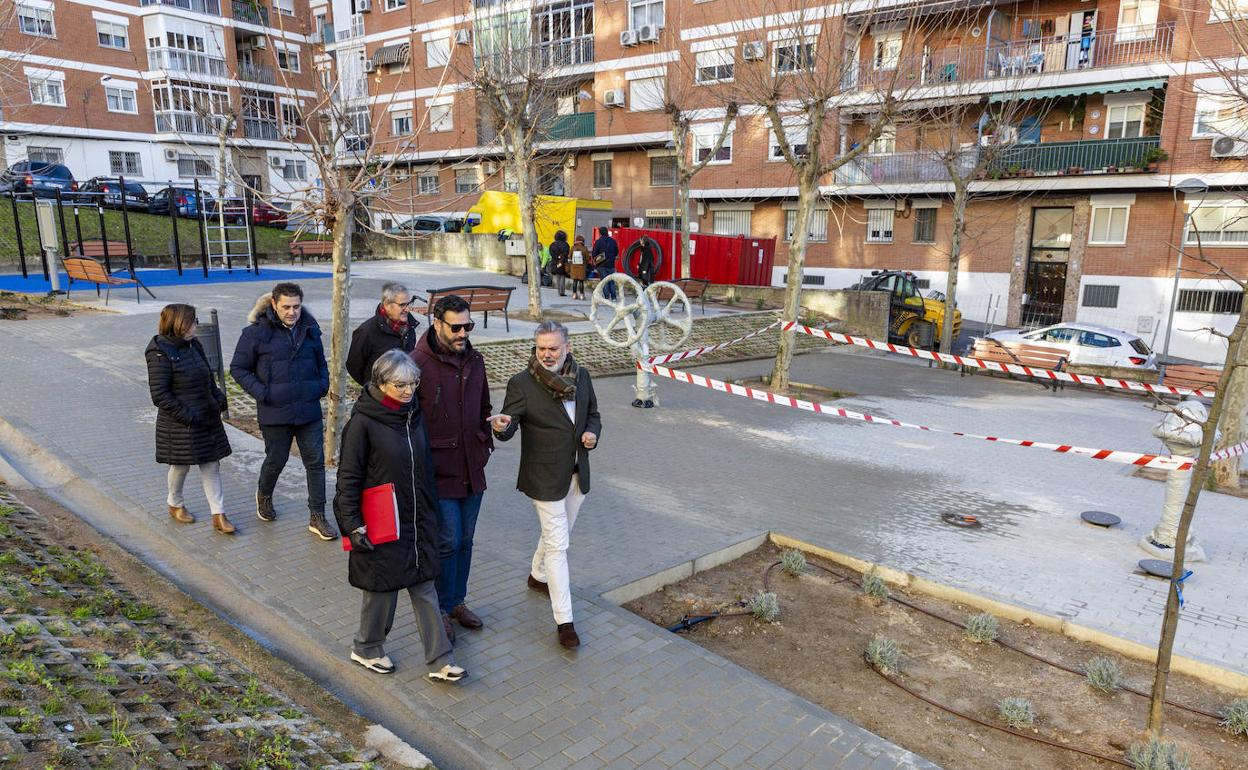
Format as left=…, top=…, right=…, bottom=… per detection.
left=610, top=228, right=775, bottom=286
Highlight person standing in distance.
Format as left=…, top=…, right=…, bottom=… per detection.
left=590, top=227, right=619, bottom=300
left=346, top=282, right=420, bottom=387
left=411, top=294, right=493, bottom=643
left=490, top=321, right=601, bottom=648
left=229, top=282, right=337, bottom=541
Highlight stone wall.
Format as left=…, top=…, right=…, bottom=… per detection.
left=362, top=232, right=510, bottom=273
left=709, top=285, right=890, bottom=339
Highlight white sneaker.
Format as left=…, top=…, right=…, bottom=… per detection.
left=351, top=652, right=394, bottom=674
left=427, top=663, right=466, bottom=683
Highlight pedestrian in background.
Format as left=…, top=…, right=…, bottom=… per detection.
left=346, top=282, right=420, bottom=387
left=590, top=228, right=619, bottom=300
left=549, top=230, right=570, bottom=297
left=230, top=283, right=337, bottom=542
left=334, top=350, right=465, bottom=683
left=569, top=234, right=589, bottom=300
left=145, top=303, right=235, bottom=535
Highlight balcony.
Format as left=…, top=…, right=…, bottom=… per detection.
left=535, top=36, right=595, bottom=68
left=140, top=0, right=221, bottom=14
left=320, top=25, right=335, bottom=45
left=148, top=47, right=228, bottom=78
left=231, top=0, right=268, bottom=25
left=543, top=112, right=595, bottom=141
left=238, top=62, right=275, bottom=85
left=848, top=22, right=1174, bottom=93
left=244, top=118, right=280, bottom=140
left=835, top=149, right=977, bottom=185
left=155, top=111, right=222, bottom=135
left=988, top=136, right=1162, bottom=175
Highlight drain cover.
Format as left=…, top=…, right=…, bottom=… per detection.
left=1081, top=510, right=1122, bottom=527
left=941, top=512, right=983, bottom=529
left=1139, top=559, right=1175, bottom=578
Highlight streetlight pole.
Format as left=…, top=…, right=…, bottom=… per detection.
left=1161, top=178, right=1208, bottom=382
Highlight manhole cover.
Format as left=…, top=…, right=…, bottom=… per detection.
left=1139, top=559, right=1175, bottom=578
left=1081, top=510, right=1122, bottom=527
left=941, top=512, right=982, bottom=529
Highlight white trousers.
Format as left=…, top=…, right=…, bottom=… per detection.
left=167, top=462, right=225, bottom=515
left=530, top=474, right=585, bottom=625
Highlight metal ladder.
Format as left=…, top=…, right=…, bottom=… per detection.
left=201, top=197, right=255, bottom=271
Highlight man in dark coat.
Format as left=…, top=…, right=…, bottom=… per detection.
left=549, top=230, right=571, bottom=297
left=411, top=294, right=492, bottom=641
left=229, top=282, right=336, bottom=541
left=346, top=282, right=420, bottom=387
left=490, top=321, right=601, bottom=649
left=590, top=228, right=619, bottom=300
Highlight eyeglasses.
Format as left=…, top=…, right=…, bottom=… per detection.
left=440, top=321, right=475, bottom=333
left=389, top=380, right=419, bottom=390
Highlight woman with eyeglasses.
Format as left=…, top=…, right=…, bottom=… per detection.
left=333, top=349, right=466, bottom=682
left=145, top=303, right=235, bottom=535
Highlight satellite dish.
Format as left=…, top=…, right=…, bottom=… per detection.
left=970, top=26, right=982, bottom=38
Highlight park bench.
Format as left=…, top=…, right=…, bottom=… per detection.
left=1161, top=365, right=1221, bottom=394
left=962, top=337, right=1068, bottom=392
left=653, top=278, right=710, bottom=315
left=63, top=256, right=146, bottom=305
left=426, top=285, right=515, bottom=331
left=290, top=239, right=334, bottom=265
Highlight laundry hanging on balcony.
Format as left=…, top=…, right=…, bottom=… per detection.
left=372, top=43, right=411, bottom=68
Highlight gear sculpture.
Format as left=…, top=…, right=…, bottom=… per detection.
left=589, top=273, right=693, bottom=407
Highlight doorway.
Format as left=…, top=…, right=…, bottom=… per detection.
left=1023, top=207, right=1073, bottom=327
left=1066, top=10, right=1097, bottom=70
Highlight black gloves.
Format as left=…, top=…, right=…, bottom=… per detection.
left=349, top=530, right=375, bottom=552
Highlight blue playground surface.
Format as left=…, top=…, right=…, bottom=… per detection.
left=0, top=267, right=330, bottom=295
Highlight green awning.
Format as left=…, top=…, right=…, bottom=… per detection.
left=989, top=78, right=1166, bottom=103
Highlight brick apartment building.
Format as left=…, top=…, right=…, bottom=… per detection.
left=1, top=0, right=319, bottom=197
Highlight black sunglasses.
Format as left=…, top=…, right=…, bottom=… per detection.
left=441, top=321, right=475, bottom=333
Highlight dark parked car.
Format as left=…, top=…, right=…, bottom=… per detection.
left=0, top=162, right=78, bottom=199
left=78, top=178, right=149, bottom=210
left=148, top=186, right=241, bottom=222
left=386, top=215, right=464, bottom=234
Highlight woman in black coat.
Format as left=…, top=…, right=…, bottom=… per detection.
left=549, top=229, right=571, bottom=297
left=333, top=350, right=465, bottom=682
left=145, top=304, right=235, bottom=534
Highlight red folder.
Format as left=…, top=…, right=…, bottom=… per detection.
left=341, top=482, right=401, bottom=552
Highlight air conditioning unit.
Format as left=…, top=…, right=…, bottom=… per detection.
left=742, top=41, right=765, bottom=61
left=1211, top=136, right=1248, bottom=158
left=637, top=24, right=659, bottom=43
left=164, top=149, right=178, bottom=162
left=271, top=157, right=284, bottom=168
left=454, top=28, right=471, bottom=45
left=363, top=59, right=377, bottom=73
left=619, top=30, right=637, bottom=47
left=357, top=0, right=372, bottom=12
left=253, top=37, right=267, bottom=50
left=603, top=89, right=625, bottom=107
left=484, top=161, right=498, bottom=175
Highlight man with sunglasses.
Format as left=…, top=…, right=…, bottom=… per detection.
left=411, top=295, right=493, bottom=642
left=347, top=283, right=421, bottom=387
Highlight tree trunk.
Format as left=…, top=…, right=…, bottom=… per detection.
left=1146, top=300, right=1248, bottom=735
left=678, top=176, right=692, bottom=281
left=512, top=148, right=543, bottom=322
left=323, top=196, right=356, bottom=466
left=1213, top=330, right=1247, bottom=489
left=940, top=183, right=969, bottom=355
left=769, top=173, right=815, bottom=392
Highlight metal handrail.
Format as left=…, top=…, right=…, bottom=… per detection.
left=231, top=0, right=269, bottom=25
left=147, top=47, right=228, bottom=78
left=140, top=0, right=221, bottom=14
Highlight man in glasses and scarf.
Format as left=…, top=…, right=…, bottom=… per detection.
left=489, top=321, right=601, bottom=648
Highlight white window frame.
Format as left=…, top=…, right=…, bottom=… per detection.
left=694, top=46, right=734, bottom=84
left=773, top=36, right=815, bottom=75
left=454, top=167, right=481, bottom=194
left=1187, top=201, right=1248, bottom=245
left=1193, top=93, right=1247, bottom=138
left=1106, top=102, right=1146, bottom=140
left=105, top=84, right=139, bottom=114
left=1117, top=0, right=1159, bottom=41
left=1089, top=204, right=1130, bottom=245
left=1210, top=0, right=1248, bottom=22
left=273, top=0, right=294, bottom=15
left=385, top=0, right=408, bottom=10
left=866, top=207, right=894, bottom=243
left=18, top=3, right=55, bottom=38
left=629, top=0, right=664, bottom=31
left=280, top=101, right=303, bottom=130
left=418, top=171, right=440, bottom=195
left=177, top=156, right=214, bottom=178
left=109, top=151, right=142, bottom=176
left=282, top=159, right=307, bottom=181
left=768, top=117, right=808, bottom=161
left=784, top=208, right=829, bottom=242
left=873, top=32, right=902, bottom=71
left=912, top=207, right=937, bottom=244
left=628, top=75, right=665, bottom=112
left=869, top=124, right=896, bottom=155
left=426, top=35, right=451, bottom=68
left=27, top=146, right=63, bottom=164
left=592, top=158, right=612, bottom=188
left=427, top=98, right=453, bottom=132
left=692, top=122, right=733, bottom=165
left=391, top=110, right=413, bottom=136
left=27, top=70, right=65, bottom=107
left=277, top=47, right=301, bottom=73
left=96, top=19, right=129, bottom=50
left=711, top=209, right=752, bottom=237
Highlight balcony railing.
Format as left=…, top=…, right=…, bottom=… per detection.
left=988, top=136, right=1161, bottom=175
left=231, top=0, right=269, bottom=25
left=244, top=118, right=280, bottom=140
left=535, top=36, right=595, bottom=68
left=155, top=111, right=222, bottom=135
left=543, top=112, right=595, bottom=141
left=320, top=25, right=335, bottom=45
left=848, top=22, right=1174, bottom=93
left=148, top=47, right=228, bottom=78
left=835, top=149, right=978, bottom=185
left=238, top=62, right=275, bottom=84
left=140, top=0, right=221, bottom=15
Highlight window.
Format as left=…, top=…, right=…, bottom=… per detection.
left=630, top=0, right=663, bottom=30
left=1079, top=331, right=1121, bottom=348
left=873, top=32, right=902, bottom=70
left=1082, top=284, right=1120, bottom=309
left=177, top=156, right=213, bottom=177
left=866, top=208, right=894, bottom=243
left=629, top=76, right=665, bottom=112
left=108, top=151, right=142, bottom=176
left=385, top=0, right=407, bottom=8
left=1188, top=203, right=1248, bottom=244
left=869, top=124, right=896, bottom=154
left=18, top=4, right=55, bottom=37
left=913, top=207, right=936, bottom=243
left=1211, top=0, right=1248, bottom=21
left=273, top=0, right=294, bottom=14
left=426, top=36, right=451, bottom=67
left=1194, top=94, right=1247, bottom=137
left=391, top=111, right=413, bottom=136
left=784, top=209, right=829, bottom=242
left=455, top=168, right=480, bottom=194
left=649, top=155, right=676, bottom=186
left=96, top=20, right=128, bottom=49
left=1177, top=288, right=1244, bottom=314
left=693, top=126, right=732, bottom=164
left=105, top=85, right=138, bottom=114
left=28, top=74, right=65, bottom=107
left=768, top=118, right=808, bottom=160
left=712, top=210, right=751, bottom=236
left=1089, top=204, right=1130, bottom=244
left=27, top=146, right=63, bottom=164
left=428, top=101, right=453, bottom=132
left=774, top=38, right=815, bottom=73
left=695, top=47, right=734, bottom=83
left=281, top=102, right=303, bottom=129
left=593, top=158, right=612, bottom=188
left=282, top=160, right=307, bottom=181
left=277, top=48, right=301, bottom=72
left=1117, top=0, right=1159, bottom=40
left=418, top=172, right=440, bottom=195
left=1106, top=103, right=1145, bottom=139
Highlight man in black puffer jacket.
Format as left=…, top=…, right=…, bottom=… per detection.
left=230, top=282, right=336, bottom=541
left=345, top=282, right=419, bottom=387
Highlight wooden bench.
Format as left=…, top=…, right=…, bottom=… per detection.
left=964, top=337, right=1068, bottom=392
left=653, top=278, right=710, bottom=314
left=290, top=239, right=334, bottom=265
left=1161, top=364, right=1221, bottom=394
left=63, top=256, right=142, bottom=305
left=426, top=285, right=515, bottom=331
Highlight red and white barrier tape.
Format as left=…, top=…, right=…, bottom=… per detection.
left=639, top=361, right=1198, bottom=472
left=644, top=320, right=782, bottom=365
left=1211, top=440, right=1248, bottom=462
left=783, top=322, right=1216, bottom=399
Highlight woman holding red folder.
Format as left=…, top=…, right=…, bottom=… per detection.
left=333, top=350, right=465, bottom=682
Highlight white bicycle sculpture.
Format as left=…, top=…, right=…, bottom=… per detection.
left=590, top=273, right=693, bottom=407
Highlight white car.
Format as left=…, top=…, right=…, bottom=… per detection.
left=984, top=322, right=1157, bottom=369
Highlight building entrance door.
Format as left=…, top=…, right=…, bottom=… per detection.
left=1023, top=207, right=1074, bottom=327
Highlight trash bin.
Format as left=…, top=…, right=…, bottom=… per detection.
left=194, top=308, right=230, bottom=418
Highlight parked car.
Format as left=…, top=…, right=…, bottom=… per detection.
left=386, top=215, right=464, bottom=235
left=985, top=322, right=1157, bottom=369
left=78, top=178, right=149, bottom=210
left=249, top=198, right=288, bottom=228
left=147, top=186, right=242, bottom=223
left=0, top=162, right=78, bottom=199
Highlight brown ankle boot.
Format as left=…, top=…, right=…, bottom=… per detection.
left=168, top=505, right=195, bottom=524
left=212, top=513, right=236, bottom=535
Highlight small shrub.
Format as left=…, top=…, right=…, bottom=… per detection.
left=755, top=298, right=766, bottom=310
left=1220, top=698, right=1248, bottom=736
left=861, top=572, right=889, bottom=602
left=780, top=549, right=807, bottom=577
left=997, top=697, right=1035, bottom=729
left=865, top=635, right=901, bottom=674
left=964, top=613, right=1000, bottom=644
left=1084, top=657, right=1123, bottom=693
left=12, top=620, right=40, bottom=637
left=1125, top=738, right=1191, bottom=770
left=193, top=666, right=219, bottom=684
left=748, top=591, right=780, bottom=622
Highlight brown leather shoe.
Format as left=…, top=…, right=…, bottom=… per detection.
left=451, top=605, right=483, bottom=630
left=440, top=612, right=456, bottom=644
left=527, top=574, right=549, bottom=595
left=212, top=513, right=235, bottom=535
left=168, top=505, right=195, bottom=524
left=556, top=622, right=580, bottom=648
